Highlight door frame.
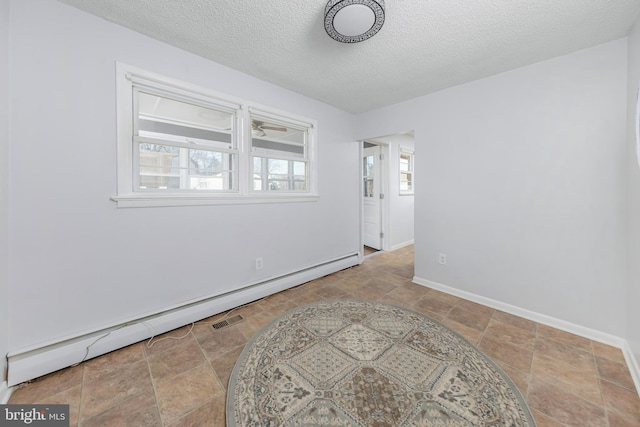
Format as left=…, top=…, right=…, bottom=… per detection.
left=359, top=140, right=390, bottom=259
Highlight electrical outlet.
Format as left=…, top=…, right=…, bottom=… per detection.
left=438, top=253, right=447, bottom=266
left=255, top=257, right=263, bottom=270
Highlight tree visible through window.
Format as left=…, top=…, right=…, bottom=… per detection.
left=135, top=91, right=236, bottom=192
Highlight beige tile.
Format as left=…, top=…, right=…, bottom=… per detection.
left=410, top=305, right=446, bottom=321
left=528, top=379, right=608, bottom=427
left=531, top=409, right=566, bottom=427
left=426, top=289, right=463, bottom=306
left=84, top=342, right=145, bottom=374
left=311, top=285, right=349, bottom=299
left=79, top=360, right=153, bottom=421
left=37, top=384, right=82, bottom=427
left=478, top=335, right=533, bottom=373
left=190, top=320, right=219, bottom=340
left=79, top=390, right=160, bottom=427
left=142, top=326, right=195, bottom=356
left=600, top=379, right=640, bottom=423
left=413, top=294, right=455, bottom=318
left=537, top=324, right=592, bottom=352
left=363, top=278, right=397, bottom=295
left=148, top=338, right=206, bottom=385
left=534, top=336, right=595, bottom=372
left=282, top=283, right=315, bottom=300
left=83, top=343, right=145, bottom=383
left=373, top=293, right=407, bottom=307
left=595, top=356, right=636, bottom=391
left=235, top=311, right=275, bottom=339
left=492, top=310, right=537, bottom=333
left=498, top=363, right=529, bottom=398
left=167, top=397, right=225, bottom=427
left=210, top=345, right=245, bottom=390
left=9, top=364, right=84, bottom=404
left=441, top=318, right=484, bottom=345
left=197, top=325, right=247, bottom=360
left=484, top=317, right=536, bottom=351
left=446, top=300, right=494, bottom=332
left=155, top=363, right=224, bottom=425
left=531, top=353, right=602, bottom=405
left=608, top=408, right=640, bottom=427
left=592, top=341, right=626, bottom=364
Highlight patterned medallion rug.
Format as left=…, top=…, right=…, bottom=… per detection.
left=227, top=299, right=536, bottom=426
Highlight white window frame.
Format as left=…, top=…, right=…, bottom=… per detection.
left=112, top=63, right=318, bottom=207
left=249, top=108, right=314, bottom=194
left=399, top=147, right=414, bottom=195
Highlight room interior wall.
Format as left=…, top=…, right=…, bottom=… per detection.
left=356, top=39, right=629, bottom=338
left=7, top=0, right=360, bottom=360
left=626, top=17, right=640, bottom=376
left=0, top=0, right=10, bottom=401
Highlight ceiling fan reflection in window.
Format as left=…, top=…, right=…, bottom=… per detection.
left=251, top=120, right=287, bottom=137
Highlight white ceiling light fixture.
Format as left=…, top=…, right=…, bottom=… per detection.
left=324, top=0, right=385, bottom=43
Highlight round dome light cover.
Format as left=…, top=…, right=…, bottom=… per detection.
left=324, top=0, right=385, bottom=43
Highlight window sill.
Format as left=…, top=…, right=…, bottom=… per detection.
left=111, top=193, right=320, bottom=208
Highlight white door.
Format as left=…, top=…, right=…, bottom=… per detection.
left=363, top=145, right=382, bottom=249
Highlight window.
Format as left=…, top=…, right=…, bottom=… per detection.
left=250, top=112, right=310, bottom=192
left=135, top=91, right=237, bottom=192
left=114, top=63, right=317, bottom=207
left=399, top=148, right=414, bottom=194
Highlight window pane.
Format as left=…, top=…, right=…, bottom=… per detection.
left=252, top=156, right=307, bottom=192
left=251, top=117, right=306, bottom=159
left=400, top=154, right=411, bottom=172
left=138, top=143, right=233, bottom=191
left=138, top=92, right=233, bottom=147
left=139, top=144, right=180, bottom=189
left=364, top=155, right=374, bottom=178
left=400, top=172, right=412, bottom=191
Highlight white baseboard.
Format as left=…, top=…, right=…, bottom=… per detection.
left=621, top=341, right=640, bottom=398
left=413, top=276, right=640, bottom=396
left=7, top=253, right=359, bottom=387
left=390, top=240, right=414, bottom=251
left=412, top=276, right=626, bottom=346
left=0, top=381, right=11, bottom=404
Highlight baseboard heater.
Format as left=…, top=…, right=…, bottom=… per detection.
left=7, top=252, right=360, bottom=387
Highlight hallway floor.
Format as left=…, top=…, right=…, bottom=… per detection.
left=8, top=245, right=640, bottom=426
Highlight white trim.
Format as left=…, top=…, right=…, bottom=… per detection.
left=7, top=253, right=358, bottom=386
left=111, top=193, right=319, bottom=208
left=622, top=341, right=640, bottom=397
left=414, top=276, right=640, bottom=398
left=635, top=84, right=640, bottom=168
left=390, top=239, right=414, bottom=251
left=412, top=276, right=627, bottom=348
left=0, top=381, right=11, bottom=404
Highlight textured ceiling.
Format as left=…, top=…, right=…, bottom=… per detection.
left=57, top=0, right=640, bottom=113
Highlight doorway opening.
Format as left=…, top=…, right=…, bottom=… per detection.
left=360, top=131, right=415, bottom=259
left=362, top=141, right=386, bottom=257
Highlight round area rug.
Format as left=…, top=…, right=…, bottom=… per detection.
left=227, top=299, right=536, bottom=426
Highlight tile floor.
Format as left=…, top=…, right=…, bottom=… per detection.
left=8, top=245, right=640, bottom=426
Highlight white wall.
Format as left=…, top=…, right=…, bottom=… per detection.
left=1, top=0, right=10, bottom=394
left=357, top=39, right=629, bottom=337
left=7, top=0, right=359, bottom=353
left=626, top=19, right=640, bottom=370
left=369, top=133, right=415, bottom=250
